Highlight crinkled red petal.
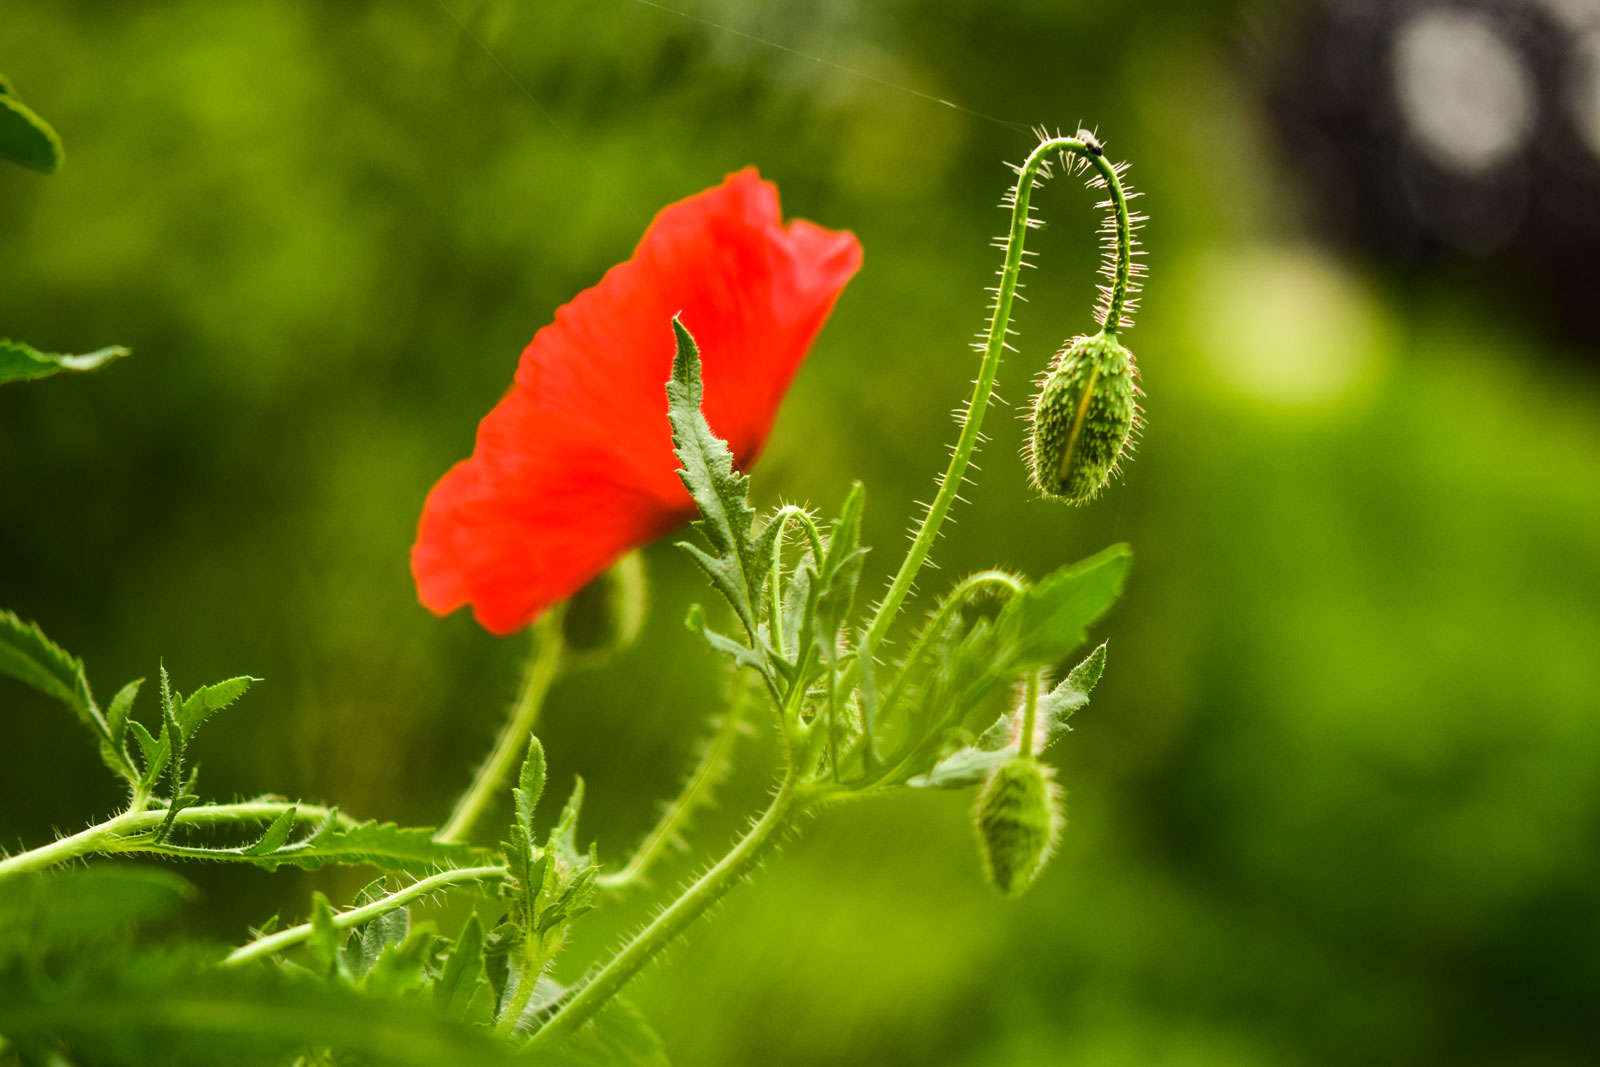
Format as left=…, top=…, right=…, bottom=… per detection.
left=412, top=169, right=862, bottom=635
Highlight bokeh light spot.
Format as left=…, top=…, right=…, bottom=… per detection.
left=1394, top=8, right=1536, bottom=174
left=1182, top=247, right=1391, bottom=410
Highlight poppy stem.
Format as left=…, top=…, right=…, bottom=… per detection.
left=863, top=134, right=1134, bottom=653
left=532, top=769, right=807, bottom=1046
left=435, top=610, right=566, bottom=845
left=1018, top=668, right=1043, bottom=759
left=596, top=674, right=752, bottom=892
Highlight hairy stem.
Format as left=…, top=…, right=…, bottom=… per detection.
left=436, top=612, right=565, bottom=845
left=0, top=801, right=348, bottom=880
left=220, top=865, right=508, bottom=967
left=1018, top=670, right=1042, bottom=759
left=865, top=135, right=1133, bottom=651
left=533, top=771, right=804, bottom=1044
left=598, top=680, right=751, bottom=892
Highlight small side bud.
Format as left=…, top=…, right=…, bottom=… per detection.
left=1027, top=330, right=1140, bottom=504
left=973, top=755, right=1064, bottom=897
left=561, top=551, right=647, bottom=664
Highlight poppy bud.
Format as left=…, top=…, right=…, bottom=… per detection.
left=1027, top=330, right=1139, bottom=504
left=561, top=551, right=646, bottom=663
left=973, top=754, right=1064, bottom=897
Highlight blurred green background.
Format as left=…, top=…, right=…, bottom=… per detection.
left=4, top=1, right=1599, bottom=1063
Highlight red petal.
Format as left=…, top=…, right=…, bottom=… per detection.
left=412, top=169, right=862, bottom=635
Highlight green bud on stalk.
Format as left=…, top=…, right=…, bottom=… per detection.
left=973, top=754, right=1064, bottom=897
left=1027, top=330, right=1140, bottom=504
left=561, top=551, right=647, bottom=664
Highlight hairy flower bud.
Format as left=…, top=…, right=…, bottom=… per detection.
left=1027, top=330, right=1140, bottom=504
left=973, top=755, right=1064, bottom=897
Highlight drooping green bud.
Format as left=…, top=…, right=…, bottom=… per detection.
left=972, top=754, right=1064, bottom=897
left=1027, top=330, right=1140, bottom=504
left=561, top=551, right=647, bottom=664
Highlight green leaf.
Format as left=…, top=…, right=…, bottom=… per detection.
left=177, top=675, right=257, bottom=741
left=0, top=949, right=524, bottom=1066
left=811, top=483, right=868, bottom=657
left=129, top=719, right=169, bottom=788
left=995, top=544, right=1130, bottom=669
left=0, top=866, right=194, bottom=963
left=666, top=317, right=771, bottom=639
left=156, top=668, right=190, bottom=841
left=362, top=923, right=437, bottom=998
left=345, top=878, right=408, bottom=979
left=909, top=643, right=1111, bottom=789
left=685, top=604, right=768, bottom=675
left=0, top=339, right=128, bottom=385
left=434, top=913, right=489, bottom=1018
left=106, top=677, right=144, bottom=747
left=0, top=86, right=63, bottom=172
left=515, top=735, right=547, bottom=846
left=0, top=608, right=90, bottom=708
left=0, top=609, right=142, bottom=783
left=242, top=805, right=298, bottom=855
left=550, top=778, right=587, bottom=872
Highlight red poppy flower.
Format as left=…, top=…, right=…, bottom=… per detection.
left=412, top=169, right=863, bottom=636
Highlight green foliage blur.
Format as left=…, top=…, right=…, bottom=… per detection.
left=3, top=1, right=1599, bottom=1063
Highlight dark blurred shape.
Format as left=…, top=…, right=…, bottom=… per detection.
left=1255, top=0, right=1600, bottom=347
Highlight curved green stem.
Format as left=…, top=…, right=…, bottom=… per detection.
left=533, top=771, right=805, bottom=1045
left=436, top=612, right=565, bottom=845
left=0, top=801, right=348, bottom=880
left=864, top=136, right=1133, bottom=652
left=597, top=679, right=752, bottom=892
left=220, top=864, right=507, bottom=967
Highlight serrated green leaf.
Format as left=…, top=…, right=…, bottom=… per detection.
left=0, top=603, right=134, bottom=803
left=666, top=317, right=771, bottom=640
left=996, top=544, right=1130, bottom=669
left=0, top=610, right=127, bottom=783
left=0, top=339, right=128, bottom=385
left=551, top=778, right=586, bottom=872
left=129, top=719, right=169, bottom=787
left=0, top=609, right=90, bottom=708
left=363, top=924, right=436, bottom=998
left=685, top=604, right=767, bottom=675
left=156, top=668, right=190, bottom=841
left=515, top=735, right=547, bottom=842
left=345, top=878, right=407, bottom=979
left=0, top=88, right=63, bottom=172
left=106, top=677, right=143, bottom=747
left=909, top=643, right=1111, bottom=789
left=0, top=948, right=523, bottom=1066
left=0, top=866, right=194, bottom=963
left=176, top=675, right=256, bottom=741
left=779, top=549, right=816, bottom=660
left=435, top=914, right=488, bottom=1018
left=243, top=805, right=298, bottom=856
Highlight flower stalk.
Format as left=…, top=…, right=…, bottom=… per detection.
left=866, top=134, right=1135, bottom=651
left=534, top=770, right=806, bottom=1044
left=436, top=610, right=565, bottom=845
